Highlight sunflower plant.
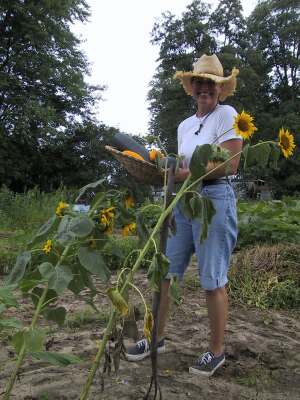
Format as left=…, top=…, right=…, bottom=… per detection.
left=1, top=111, right=296, bottom=400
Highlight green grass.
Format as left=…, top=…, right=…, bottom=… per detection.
left=0, top=186, right=74, bottom=274
left=229, top=244, right=300, bottom=310
left=65, top=307, right=109, bottom=329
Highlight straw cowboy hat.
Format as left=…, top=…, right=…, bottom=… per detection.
left=174, top=54, right=239, bottom=101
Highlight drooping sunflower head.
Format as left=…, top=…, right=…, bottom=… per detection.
left=143, top=308, right=154, bottom=343
left=106, top=288, right=129, bottom=317
left=278, top=128, right=296, bottom=158
left=233, top=110, right=258, bottom=140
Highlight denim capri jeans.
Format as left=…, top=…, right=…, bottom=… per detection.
left=166, top=183, right=238, bottom=290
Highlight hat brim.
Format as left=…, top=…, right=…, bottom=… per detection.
left=174, top=68, right=239, bottom=101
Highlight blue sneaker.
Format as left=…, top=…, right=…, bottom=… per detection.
left=125, top=338, right=166, bottom=361
left=189, top=351, right=225, bottom=377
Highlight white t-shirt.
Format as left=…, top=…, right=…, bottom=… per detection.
left=178, top=104, right=242, bottom=164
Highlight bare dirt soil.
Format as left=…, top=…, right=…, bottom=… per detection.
left=1, top=264, right=299, bottom=400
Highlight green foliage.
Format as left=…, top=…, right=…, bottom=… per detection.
left=65, top=308, right=109, bottom=329
left=147, top=252, right=170, bottom=291
left=31, top=351, right=82, bottom=366
left=0, top=0, right=108, bottom=192
left=237, top=198, right=300, bottom=247
left=6, top=251, right=31, bottom=285
left=78, top=246, right=110, bottom=281
left=0, top=186, right=71, bottom=231
left=11, top=328, right=45, bottom=354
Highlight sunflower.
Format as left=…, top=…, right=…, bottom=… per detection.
left=278, top=128, right=296, bottom=158
left=55, top=201, right=69, bottom=217
left=43, top=239, right=52, bottom=254
left=99, top=207, right=115, bottom=234
left=233, top=110, right=257, bottom=140
left=121, top=222, right=136, bottom=237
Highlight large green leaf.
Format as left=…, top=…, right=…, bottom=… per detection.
left=38, top=262, right=55, bottom=280
left=11, top=328, right=45, bottom=354
left=29, top=215, right=58, bottom=247
left=6, top=251, right=31, bottom=285
left=189, top=144, right=212, bottom=180
left=187, top=194, right=215, bottom=242
left=48, top=265, right=73, bottom=295
left=69, top=216, right=94, bottom=238
left=57, top=215, right=72, bottom=234
left=147, top=252, right=169, bottom=291
left=78, top=246, right=110, bottom=281
left=0, top=286, right=18, bottom=308
left=199, top=196, right=216, bottom=242
left=43, top=306, right=66, bottom=326
left=19, top=279, right=40, bottom=293
left=31, top=351, right=82, bottom=366
left=31, top=287, right=58, bottom=308
left=76, top=178, right=106, bottom=202
left=179, top=193, right=194, bottom=219
left=254, top=143, right=271, bottom=168
left=135, top=212, right=150, bottom=247
left=243, top=143, right=272, bottom=170
left=55, top=215, right=75, bottom=246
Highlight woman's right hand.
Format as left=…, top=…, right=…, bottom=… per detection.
left=175, top=160, right=190, bottom=182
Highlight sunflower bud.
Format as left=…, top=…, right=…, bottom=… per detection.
left=106, top=288, right=129, bottom=316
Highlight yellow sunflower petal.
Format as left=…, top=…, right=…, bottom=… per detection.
left=278, top=128, right=296, bottom=158
left=233, top=110, right=257, bottom=140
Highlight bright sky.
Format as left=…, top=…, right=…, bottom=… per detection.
left=74, top=0, right=258, bottom=136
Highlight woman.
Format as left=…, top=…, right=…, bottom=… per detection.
left=126, top=54, right=243, bottom=377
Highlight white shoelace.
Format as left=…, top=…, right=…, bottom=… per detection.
left=137, top=338, right=149, bottom=352
left=198, top=351, right=213, bottom=365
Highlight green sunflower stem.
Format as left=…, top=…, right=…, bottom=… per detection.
left=3, top=243, right=72, bottom=400
left=3, top=285, right=49, bottom=400
left=79, top=310, right=117, bottom=400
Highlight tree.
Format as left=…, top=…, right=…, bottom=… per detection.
left=246, top=0, right=300, bottom=195
left=0, top=0, right=104, bottom=191
left=209, top=0, right=245, bottom=48
left=148, top=1, right=214, bottom=153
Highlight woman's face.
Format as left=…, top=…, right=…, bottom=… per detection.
left=191, top=78, right=221, bottom=110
